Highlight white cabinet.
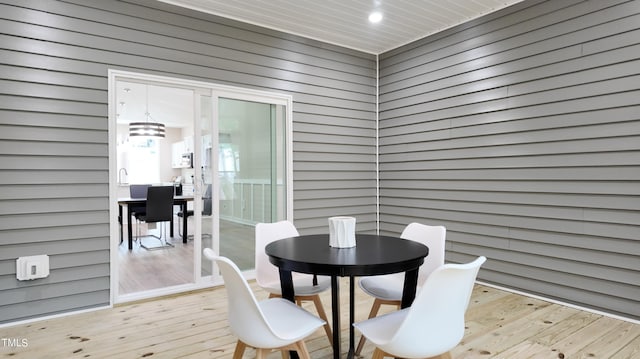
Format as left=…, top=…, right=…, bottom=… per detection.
left=172, top=141, right=185, bottom=168
left=183, top=136, right=194, bottom=152
left=172, top=141, right=193, bottom=168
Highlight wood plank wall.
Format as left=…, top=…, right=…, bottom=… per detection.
left=0, top=0, right=376, bottom=324
left=377, top=0, right=640, bottom=320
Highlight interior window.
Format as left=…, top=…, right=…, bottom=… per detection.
left=126, top=137, right=161, bottom=184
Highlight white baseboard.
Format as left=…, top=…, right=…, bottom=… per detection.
left=476, top=280, right=639, bottom=325
left=0, top=305, right=110, bottom=329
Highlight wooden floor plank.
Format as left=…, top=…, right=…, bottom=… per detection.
left=531, top=309, right=602, bottom=347
left=458, top=302, right=575, bottom=356
left=488, top=341, right=556, bottom=359
left=611, top=334, right=640, bottom=359
left=574, top=321, right=640, bottom=358
left=1, top=282, right=638, bottom=358
left=549, top=316, right=635, bottom=358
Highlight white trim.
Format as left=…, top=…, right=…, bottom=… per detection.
left=476, top=281, right=640, bottom=325
left=115, top=281, right=221, bottom=304
left=0, top=305, right=110, bottom=329
left=193, top=89, right=205, bottom=286
left=286, top=94, right=294, bottom=222
left=210, top=92, right=221, bottom=261
left=108, top=70, right=119, bottom=307
left=375, top=54, right=380, bottom=235
left=109, top=70, right=290, bottom=106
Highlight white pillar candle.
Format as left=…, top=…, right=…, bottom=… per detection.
left=329, top=216, right=356, bottom=248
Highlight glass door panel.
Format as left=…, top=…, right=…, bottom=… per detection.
left=217, top=98, right=287, bottom=270
left=199, top=94, right=214, bottom=278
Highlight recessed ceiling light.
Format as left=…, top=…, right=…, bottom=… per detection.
left=368, top=11, right=383, bottom=23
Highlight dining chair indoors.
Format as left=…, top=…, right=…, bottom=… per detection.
left=127, top=184, right=151, bottom=236
left=356, top=222, right=446, bottom=355
left=135, top=186, right=175, bottom=250
left=203, top=248, right=325, bottom=359
left=129, top=183, right=152, bottom=199
left=255, top=220, right=333, bottom=345
left=353, top=256, right=487, bottom=359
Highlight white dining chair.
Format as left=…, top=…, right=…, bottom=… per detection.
left=354, top=256, right=487, bottom=359
left=356, top=222, right=446, bottom=355
left=255, top=220, right=333, bottom=345
left=203, top=248, right=325, bottom=359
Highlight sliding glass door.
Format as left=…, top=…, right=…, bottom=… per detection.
left=215, top=98, right=288, bottom=270
left=111, top=70, right=292, bottom=302
left=197, top=92, right=291, bottom=280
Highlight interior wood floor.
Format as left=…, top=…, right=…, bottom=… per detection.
left=118, top=234, right=194, bottom=294
left=3, top=279, right=638, bottom=358
left=119, top=219, right=255, bottom=295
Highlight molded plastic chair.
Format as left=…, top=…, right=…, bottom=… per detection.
left=255, top=220, right=333, bottom=345
left=203, top=248, right=324, bottom=359
left=354, top=256, right=487, bottom=359
left=135, top=186, right=175, bottom=249
left=356, top=222, right=446, bottom=355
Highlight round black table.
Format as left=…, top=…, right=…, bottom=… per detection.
left=266, top=234, right=429, bottom=359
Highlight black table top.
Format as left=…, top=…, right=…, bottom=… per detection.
left=265, top=234, right=429, bottom=277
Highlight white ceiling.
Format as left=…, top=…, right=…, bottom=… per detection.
left=116, top=81, right=194, bottom=128
left=160, top=0, right=524, bottom=54
left=118, top=1, right=526, bottom=129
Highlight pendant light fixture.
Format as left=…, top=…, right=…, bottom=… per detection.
left=129, top=84, right=165, bottom=138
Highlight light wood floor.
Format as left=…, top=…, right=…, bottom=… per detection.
left=2, top=279, right=638, bottom=358
left=119, top=220, right=255, bottom=295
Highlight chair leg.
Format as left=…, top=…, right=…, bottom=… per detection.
left=433, top=352, right=453, bottom=359
left=293, top=340, right=312, bottom=359
left=136, top=219, right=143, bottom=247
left=231, top=340, right=246, bottom=359
left=157, top=222, right=165, bottom=246
left=256, top=348, right=269, bottom=359
left=355, top=298, right=383, bottom=355
left=372, top=347, right=386, bottom=359
left=311, top=294, right=333, bottom=346
left=161, top=221, right=174, bottom=247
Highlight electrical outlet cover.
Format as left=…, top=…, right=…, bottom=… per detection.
left=16, top=255, right=50, bottom=280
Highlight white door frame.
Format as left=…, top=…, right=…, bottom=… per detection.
left=108, top=70, right=293, bottom=305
